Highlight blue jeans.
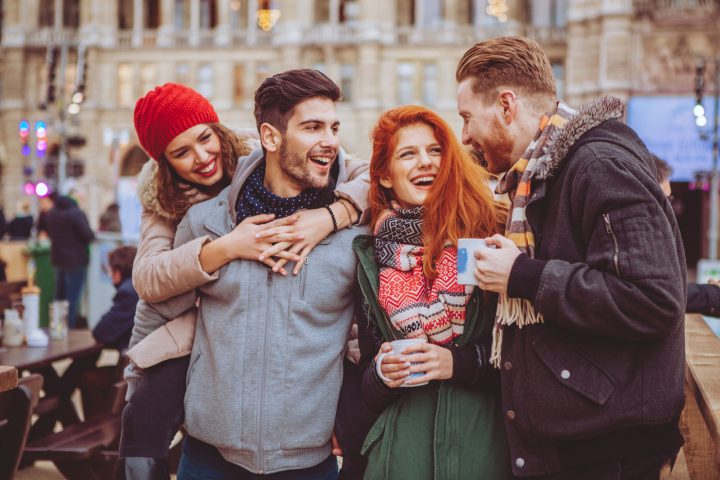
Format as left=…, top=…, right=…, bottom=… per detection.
left=178, top=436, right=338, bottom=480
left=54, top=268, right=86, bottom=329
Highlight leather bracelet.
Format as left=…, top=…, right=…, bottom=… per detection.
left=324, top=205, right=338, bottom=233
left=338, top=199, right=356, bottom=226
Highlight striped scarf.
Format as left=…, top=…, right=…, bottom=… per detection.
left=490, top=101, right=578, bottom=367
left=374, top=205, right=473, bottom=345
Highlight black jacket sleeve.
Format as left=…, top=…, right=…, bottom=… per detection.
left=687, top=282, right=720, bottom=317
left=508, top=150, right=686, bottom=341
left=92, top=281, right=139, bottom=350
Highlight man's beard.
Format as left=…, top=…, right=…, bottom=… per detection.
left=480, top=116, right=516, bottom=175
left=278, top=142, right=332, bottom=190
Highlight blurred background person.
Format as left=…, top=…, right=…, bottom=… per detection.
left=6, top=200, right=34, bottom=240
left=44, top=194, right=95, bottom=328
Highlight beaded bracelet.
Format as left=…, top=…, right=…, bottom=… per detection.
left=324, top=205, right=338, bottom=233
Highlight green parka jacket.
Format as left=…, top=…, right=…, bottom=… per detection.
left=353, top=236, right=512, bottom=480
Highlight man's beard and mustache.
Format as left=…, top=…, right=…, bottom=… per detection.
left=472, top=116, right=516, bottom=175
left=278, top=142, right=337, bottom=190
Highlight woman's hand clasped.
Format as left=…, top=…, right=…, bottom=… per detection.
left=226, top=214, right=304, bottom=274
left=375, top=341, right=454, bottom=388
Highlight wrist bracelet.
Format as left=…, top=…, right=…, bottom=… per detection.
left=324, top=205, right=338, bottom=233
left=338, top=199, right=356, bottom=226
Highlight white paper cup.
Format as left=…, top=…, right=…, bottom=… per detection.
left=375, top=338, right=429, bottom=387
left=457, top=238, right=496, bottom=285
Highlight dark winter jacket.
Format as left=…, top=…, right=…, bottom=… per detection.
left=351, top=236, right=510, bottom=480
left=687, top=282, right=720, bottom=317
left=502, top=97, right=687, bottom=476
left=6, top=215, right=33, bottom=240
left=44, top=196, right=95, bottom=269
left=92, top=277, right=139, bottom=351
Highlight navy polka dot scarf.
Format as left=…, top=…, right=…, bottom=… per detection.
left=235, top=161, right=336, bottom=222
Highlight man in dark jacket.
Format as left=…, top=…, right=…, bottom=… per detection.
left=456, top=36, right=686, bottom=478
left=44, top=195, right=96, bottom=328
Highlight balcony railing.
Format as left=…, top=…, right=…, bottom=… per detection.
left=634, top=0, right=719, bottom=21
left=681, top=314, right=720, bottom=478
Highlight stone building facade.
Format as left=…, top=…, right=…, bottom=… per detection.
left=0, top=0, right=717, bottom=228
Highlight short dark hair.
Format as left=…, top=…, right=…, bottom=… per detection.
left=108, top=245, right=137, bottom=281
left=652, top=154, right=672, bottom=183
left=253, top=69, right=342, bottom=133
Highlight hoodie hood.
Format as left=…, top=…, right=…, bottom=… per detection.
left=54, top=196, right=78, bottom=210
left=529, top=96, right=625, bottom=182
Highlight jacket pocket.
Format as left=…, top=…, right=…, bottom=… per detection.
left=531, top=334, right=614, bottom=405
left=361, top=408, right=391, bottom=458
left=523, top=332, right=618, bottom=439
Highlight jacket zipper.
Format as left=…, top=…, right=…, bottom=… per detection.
left=602, top=213, right=621, bottom=277
left=257, top=268, right=273, bottom=473
left=299, top=257, right=309, bottom=300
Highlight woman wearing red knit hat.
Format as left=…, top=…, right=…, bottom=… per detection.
left=117, top=83, right=369, bottom=479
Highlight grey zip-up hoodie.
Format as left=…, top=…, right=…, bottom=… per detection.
left=152, top=148, right=364, bottom=473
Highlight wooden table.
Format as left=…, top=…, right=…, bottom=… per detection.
left=0, top=330, right=104, bottom=440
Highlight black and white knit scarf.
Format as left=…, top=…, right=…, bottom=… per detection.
left=235, top=162, right=335, bottom=222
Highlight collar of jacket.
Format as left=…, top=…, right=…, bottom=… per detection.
left=352, top=234, right=482, bottom=346
left=528, top=96, right=625, bottom=183
left=226, top=147, right=350, bottom=223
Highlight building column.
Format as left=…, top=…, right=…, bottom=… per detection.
left=189, top=0, right=200, bottom=46
left=54, top=0, right=63, bottom=28
left=132, top=0, right=143, bottom=47
left=329, top=0, right=340, bottom=24
left=157, top=0, right=175, bottom=47
left=414, top=0, right=423, bottom=29
left=247, top=0, right=257, bottom=45
left=214, top=0, right=231, bottom=45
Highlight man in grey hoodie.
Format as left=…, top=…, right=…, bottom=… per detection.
left=150, top=69, right=363, bottom=479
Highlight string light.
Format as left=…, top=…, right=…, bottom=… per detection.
left=486, top=0, right=509, bottom=22
left=257, top=9, right=281, bottom=31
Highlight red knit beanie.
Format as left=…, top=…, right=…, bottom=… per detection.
left=133, top=83, right=219, bottom=161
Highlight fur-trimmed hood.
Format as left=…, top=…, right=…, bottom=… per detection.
left=135, top=159, right=209, bottom=222
left=530, top=96, right=625, bottom=182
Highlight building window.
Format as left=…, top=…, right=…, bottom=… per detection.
left=340, top=64, right=354, bottom=103
left=197, top=64, right=214, bottom=99
left=458, top=0, right=474, bottom=25
left=532, top=0, right=566, bottom=27
left=230, top=0, right=247, bottom=30
left=422, top=63, right=438, bottom=107
left=200, top=0, right=217, bottom=29
left=552, top=62, right=565, bottom=99
left=396, top=0, right=414, bottom=26
left=117, top=63, right=134, bottom=108
left=396, top=62, right=416, bottom=105
left=145, top=0, right=161, bottom=29
left=315, top=0, right=330, bottom=23
left=63, top=0, right=80, bottom=28
left=233, top=65, right=245, bottom=104
left=118, top=0, right=133, bottom=30
left=175, top=0, right=190, bottom=30
left=176, top=62, right=192, bottom=86
left=140, top=64, right=157, bottom=96
left=340, top=0, right=360, bottom=23
left=38, top=0, right=55, bottom=28
left=420, top=0, right=443, bottom=27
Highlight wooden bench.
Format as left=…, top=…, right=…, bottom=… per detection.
left=22, top=381, right=127, bottom=480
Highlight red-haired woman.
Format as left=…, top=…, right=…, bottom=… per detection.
left=353, top=106, right=511, bottom=479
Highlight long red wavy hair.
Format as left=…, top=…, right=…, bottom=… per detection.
left=369, top=105, right=498, bottom=278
